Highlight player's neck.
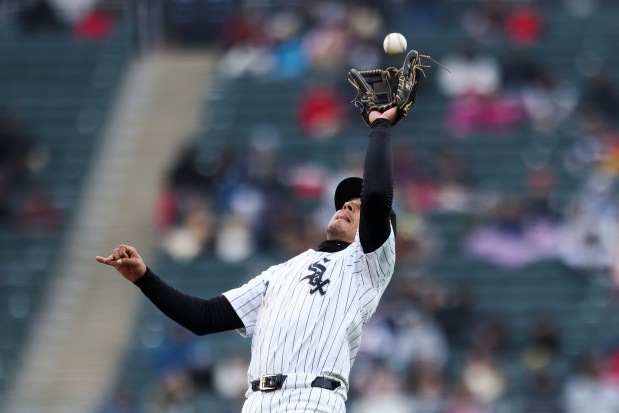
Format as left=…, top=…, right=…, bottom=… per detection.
left=317, top=240, right=350, bottom=253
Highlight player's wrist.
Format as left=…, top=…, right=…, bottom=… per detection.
left=132, top=266, right=151, bottom=285
left=370, top=118, right=392, bottom=128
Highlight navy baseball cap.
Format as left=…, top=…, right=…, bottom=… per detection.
left=334, top=177, right=363, bottom=211
left=334, top=176, right=397, bottom=235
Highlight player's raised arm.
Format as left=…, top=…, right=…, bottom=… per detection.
left=357, top=110, right=395, bottom=253
left=347, top=50, right=435, bottom=252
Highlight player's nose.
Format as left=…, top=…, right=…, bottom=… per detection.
left=343, top=201, right=356, bottom=212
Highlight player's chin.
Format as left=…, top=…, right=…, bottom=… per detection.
left=328, top=219, right=348, bottom=231
left=327, top=220, right=357, bottom=242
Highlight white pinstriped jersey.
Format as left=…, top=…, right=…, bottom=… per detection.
left=223, top=228, right=395, bottom=412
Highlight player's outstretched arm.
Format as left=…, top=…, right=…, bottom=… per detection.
left=96, top=245, right=244, bottom=335
left=357, top=108, right=397, bottom=253
left=96, top=244, right=147, bottom=282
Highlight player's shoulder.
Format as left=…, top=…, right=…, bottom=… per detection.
left=282, top=248, right=316, bottom=265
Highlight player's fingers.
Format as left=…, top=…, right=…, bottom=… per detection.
left=96, top=256, right=117, bottom=266
left=116, top=258, right=141, bottom=267
left=110, top=248, right=120, bottom=261
left=118, top=245, right=130, bottom=258
left=124, top=245, right=139, bottom=258
left=111, top=247, right=128, bottom=261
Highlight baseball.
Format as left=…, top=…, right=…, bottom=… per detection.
left=383, top=33, right=407, bottom=55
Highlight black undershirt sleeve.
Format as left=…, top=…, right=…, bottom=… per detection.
left=133, top=267, right=244, bottom=335
left=359, top=118, right=394, bottom=253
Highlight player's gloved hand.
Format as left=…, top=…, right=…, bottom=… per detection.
left=392, top=50, right=423, bottom=125
left=347, top=66, right=399, bottom=127
left=348, top=50, right=449, bottom=126
left=393, top=50, right=451, bottom=125
left=96, top=244, right=147, bottom=282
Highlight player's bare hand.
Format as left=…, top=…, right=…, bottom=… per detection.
left=369, top=107, right=398, bottom=125
left=96, top=244, right=147, bottom=282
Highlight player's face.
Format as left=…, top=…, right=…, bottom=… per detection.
left=326, top=198, right=361, bottom=243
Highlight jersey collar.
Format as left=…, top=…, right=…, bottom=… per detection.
left=317, top=240, right=350, bottom=253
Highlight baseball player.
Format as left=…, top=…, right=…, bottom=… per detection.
left=97, top=51, right=427, bottom=412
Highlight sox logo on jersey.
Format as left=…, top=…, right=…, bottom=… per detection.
left=223, top=229, right=395, bottom=413
left=301, top=257, right=331, bottom=295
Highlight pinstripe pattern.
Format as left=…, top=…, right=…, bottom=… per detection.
left=224, top=229, right=395, bottom=412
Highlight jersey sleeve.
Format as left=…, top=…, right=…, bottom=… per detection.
left=352, top=224, right=396, bottom=323
left=222, top=265, right=278, bottom=337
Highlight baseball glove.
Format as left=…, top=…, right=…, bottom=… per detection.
left=348, top=50, right=448, bottom=126
left=347, top=66, right=399, bottom=127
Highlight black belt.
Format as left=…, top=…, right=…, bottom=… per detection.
left=251, top=374, right=341, bottom=392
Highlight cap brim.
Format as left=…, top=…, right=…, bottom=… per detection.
left=334, top=177, right=363, bottom=210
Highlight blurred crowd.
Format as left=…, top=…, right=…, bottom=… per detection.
left=0, top=0, right=118, bottom=39
left=0, top=109, right=57, bottom=232
left=154, top=0, right=619, bottom=271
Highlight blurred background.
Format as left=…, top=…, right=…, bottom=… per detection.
left=1, top=0, right=619, bottom=412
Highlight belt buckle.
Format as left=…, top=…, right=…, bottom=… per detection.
left=259, top=374, right=278, bottom=392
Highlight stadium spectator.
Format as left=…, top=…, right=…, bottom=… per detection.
left=97, top=384, right=142, bottom=413
left=0, top=110, right=35, bottom=187
left=563, top=357, right=619, bottom=413
left=470, top=317, right=510, bottom=356
left=74, top=8, right=116, bottom=39
left=0, top=109, right=47, bottom=223
left=218, top=41, right=275, bottom=78
left=398, top=148, right=438, bottom=212
left=521, top=71, right=577, bottom=133
left=501, top=51, right=544, bottom=92
left=460, top=348, right=507, bottom=406
left=14, top=188, right=59, bottom=232
left=150, top=324, right=212, bottom=386
left=266, top=10, right=307, bottom=78
left=389, top=305, right=449, bottom=370
left=407, top=361, right=446, bottom=413
left=444, top=91, right=525, bottom=138
left=557, top=180, right=619, bottom=271
left=465, top=197, right=559, bottom=269
left=345, top=6, right=384, bottom=70
left=221, top=9, right=266, bottom=48
left=296, top=85, right=348, bottom=139
left=389, top=217, right=436, bottom=262
left=579, top=72, right=619, bottom=123
left=461, top=0, right=508, bottom=41
left=214, top=212, right=255, bottom=262
left=433, top=145, right=475, bottom=212
left=303, top=19, right=348, bottom=74
left=524, top=167, right=561, bottom=223
left=520, top=370, right=562, bottom=413
left=17, top=0, right=66, bottom=33
left=437, top=44, right=501, bottom=97
left=504, top=3, right=544, bottom=45
left=562, top=112, right=619, bottom=175
left=160, top=200, right=215, bottom=262
left=350, top=365, right=411, bottom=413
left=444, top=382, right=492, bottom=413
left=212, top=355, right=250, bottom=411
left=521, top=315, right=561, bottom=373
left=154, top=370, right=197, bottom=413
left=434, top=284, right=477, bottom=347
